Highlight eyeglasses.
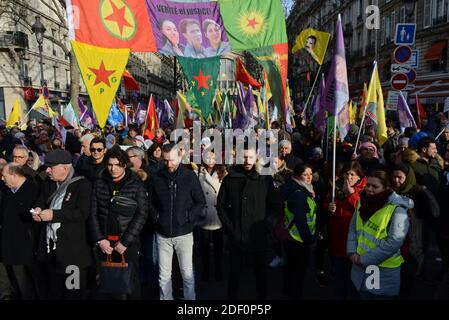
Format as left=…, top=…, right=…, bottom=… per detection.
left=90, top=148, right=104, bottom=153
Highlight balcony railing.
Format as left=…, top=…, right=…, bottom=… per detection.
left=0, top=31, right=28, bottom=49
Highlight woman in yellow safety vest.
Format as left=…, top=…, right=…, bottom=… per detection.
left=347, top=169, right=412, bottom=300
left=281, top=163, right=317, bottom=299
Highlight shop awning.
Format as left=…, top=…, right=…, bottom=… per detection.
left=424, top=41, right=447, bottom=61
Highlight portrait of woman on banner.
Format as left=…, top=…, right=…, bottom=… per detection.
left=159, top=19, right=185, bottom=56
left=203, top=19, right=230, bottom=57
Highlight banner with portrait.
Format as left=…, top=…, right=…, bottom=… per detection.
left=145, top=0, right=230, bottom=58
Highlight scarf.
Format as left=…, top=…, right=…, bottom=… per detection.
left=46, top=167, right=82, bottom=253
left=359, top=189, right=392, bottom=221
left=396, top=168, right=416, bottom=195
left=292, top=177, right=315, bottom=198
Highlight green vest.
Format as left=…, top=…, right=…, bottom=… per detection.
left=284, top=190, right=316, bottom=243
left=355, top=202, right=404, bottom=268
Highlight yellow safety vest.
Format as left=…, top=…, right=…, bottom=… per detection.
left=355, top=202, right=404, bottom=268
left=284, top=190, right=316, bottom=243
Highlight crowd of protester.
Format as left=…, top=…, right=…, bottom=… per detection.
left=0, top=108, right=448, bottom=300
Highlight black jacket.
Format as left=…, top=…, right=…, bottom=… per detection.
left=280, top=178, right=316, bottom=244
left=89, top=169, right=148, bottom=249
left=148, top=165, right=206, bottom=238
left=35, top=174, right=92, bottom=269
left=217, top=166, right=281, bottom=252
left=76, top=157, right=106, bottom=183
left=0, top=178, right=39, bottom=265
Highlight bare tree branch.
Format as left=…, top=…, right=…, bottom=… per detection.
left=40, top=0, right=65, bottom=23
left=43, top=34, right=69, bottom=56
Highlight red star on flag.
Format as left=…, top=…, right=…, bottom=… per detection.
left=193, top=69, right=211, bottom=90
left=89, top=61, right=115, bottom=87
left=247, top=18, right=259, bottom=29
left=104, top=0, right=133, bottom=36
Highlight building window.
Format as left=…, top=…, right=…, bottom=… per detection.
left=430, top=46, right=447, bottom=72
left=66, top=70, right=70, bottom=90
left=381, top=17, right=386, bottom=45
left=424, top=0, right=433, bottom=28
left=390, top=11, right=395, bottom=41
left=433, top=0, right=448, bottom=25
left=400, top=7, right=406, bottom=23
left=51, top=29, right=57, bottom=57
left=385, top=15, right=391, bottom=42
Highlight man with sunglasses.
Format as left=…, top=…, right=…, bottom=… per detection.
left=76, top=137, right=107, bottom=183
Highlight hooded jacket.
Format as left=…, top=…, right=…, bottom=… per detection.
left=347, top=192, right=412, bottom=296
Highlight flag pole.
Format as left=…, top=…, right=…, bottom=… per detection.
left=332, top=111, right=338, bottom=203
left=303, top=64, right=322, bottom=115
left=436, top=127, right=446, bottom=140
left=353, top=61, right=377, bottom=156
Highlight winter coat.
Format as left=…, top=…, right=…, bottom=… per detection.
left=148, top=165, right=206, bottom=238
left=196, top=167, right=223, bottom=231
left=347, top=192, right=412, bottom=296
left=328, top=177, right=367, bottom=257
left=89, top=169, right=148, bottom=251
left=35, top=175, right=92, bottom=269
left=75, top=157, right=106, bottom=183
left=217, top=166, right=281, bottom=252
left=411, top=157, right=442, bottom=198
left=0, top=178, right=39, bottom=265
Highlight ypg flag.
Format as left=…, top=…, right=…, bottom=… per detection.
left=66, top=0, right=156, bottom=52
left=71, top=41, right=130, bottom=128
left=218, top=0, right=287, bottom=51
left=177, top=56, right=221, bottom=119
left=249, top=42, right=288, bottom=122
left=291, top=29, right=331, bottom=65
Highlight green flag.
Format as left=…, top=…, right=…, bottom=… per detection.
left=218, top=0, right=287, bottom=51
left=248, top=43, right=288, bottom=122
left=178, top=56, right=221, bottom=120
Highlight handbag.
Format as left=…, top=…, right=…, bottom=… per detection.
left=98, top=254, right=133, bottom=295
left=110, top=195, right=138, bottom=217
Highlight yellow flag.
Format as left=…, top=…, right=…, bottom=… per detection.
left=6, top=98, right=22, bottom=128
left=71, top=41, right=130, bottom=128
left=366, top=63, right=387, bottom=145
left=348, top=100, right=354, bottom=124
left=31, top=94, right=48, bottom=111
left=291, top=28, right=331, bottom=65
left=177, top=91, right=187, bottom=129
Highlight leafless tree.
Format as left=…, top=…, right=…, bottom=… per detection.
left=1, top=0, right=81, bottom=109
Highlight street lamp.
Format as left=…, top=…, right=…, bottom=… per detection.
left=31, top=16, right=46, bottom=87
left=402, top=0, right=416, bottom=22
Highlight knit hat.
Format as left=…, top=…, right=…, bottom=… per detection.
left=359, top=141, right=378, bottom=158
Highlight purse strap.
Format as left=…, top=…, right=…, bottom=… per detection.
left=103, top=254, right=127, bottom=267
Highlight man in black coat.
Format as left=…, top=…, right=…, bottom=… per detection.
left=89, top=146, right=148, bottom=299
left=31, top=149, right=92, bottom=300
left=148, top=143, right=206, bottom=300
left=217, top=147, right=281, bottom=300
left=75, top=137, right=107, bottom=183
left=1, top=163, right=40, bottom=299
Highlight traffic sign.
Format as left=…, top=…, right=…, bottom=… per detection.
left=391, top=73, right=409, bottom=90
left=391, top=64, right=412, bottom=73
left=405, top=50, right=419, bottom=68
left=395, top=23, right=416, bottom=45
left=394, top=45, right=412, bottom=64
left=406, top=69, right=417, bottom=84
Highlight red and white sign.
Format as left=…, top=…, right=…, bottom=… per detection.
left=391, top=73, right=409, bottom=91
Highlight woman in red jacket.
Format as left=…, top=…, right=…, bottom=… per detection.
left=328, top=161, right=366, bottom=299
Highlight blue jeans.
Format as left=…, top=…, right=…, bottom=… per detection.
left=156, top=232, right=195, bottom=300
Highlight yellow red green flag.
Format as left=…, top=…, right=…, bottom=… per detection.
left=71, top=40, right=130, bottom=128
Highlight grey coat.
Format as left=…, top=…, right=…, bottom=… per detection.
left=347, top=192, right=412, bottom=296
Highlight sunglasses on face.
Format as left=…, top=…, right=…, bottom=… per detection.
left=90, top=148, right=104, bottom=153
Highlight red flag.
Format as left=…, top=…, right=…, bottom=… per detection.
left=415, top=94, right=426, bottom=128
left=123, top=70, right=140, bottom=91
left=68, top=0, right=156, bottom=52
left=143, top=95, right=159, bottom=140
left=235, top=57, right=262, bottom=89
